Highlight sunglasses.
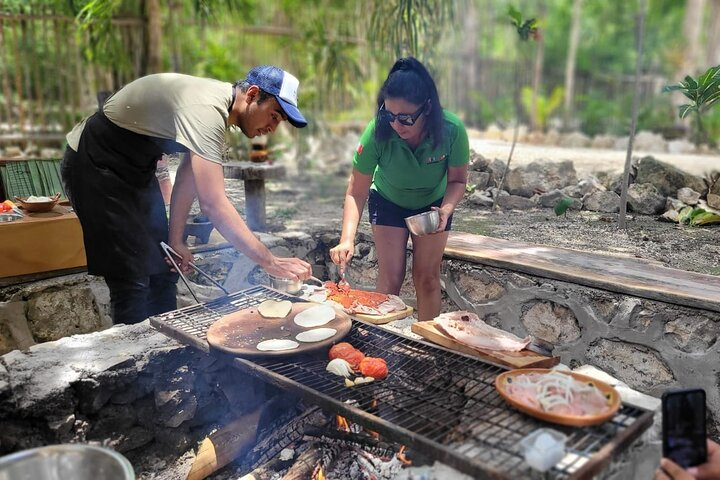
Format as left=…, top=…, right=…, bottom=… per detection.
left=378, top=101, right=428, bottom=126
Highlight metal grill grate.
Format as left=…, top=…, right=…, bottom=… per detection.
left=150, top=285, right=653, bottom=480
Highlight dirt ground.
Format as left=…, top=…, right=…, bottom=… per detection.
left=259, top=139, right=720, bottom=277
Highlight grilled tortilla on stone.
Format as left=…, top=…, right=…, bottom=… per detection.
left=435, top=311, right=531, bottom=352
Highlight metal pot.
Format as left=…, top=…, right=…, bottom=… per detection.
left=0, top=444, right=135, bottom=480
left=269, top=274, right=303, bottom=294
left=404, top=210, right=440, bottom=236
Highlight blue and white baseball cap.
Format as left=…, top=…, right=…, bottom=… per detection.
left=246, top=65, right=307, bottom=128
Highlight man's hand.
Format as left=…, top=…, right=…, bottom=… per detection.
left=656, top=440, right=720, bottom=480
left=264, top=256, right=311, bottom=280
left=167, top=241, right=193, bottom=273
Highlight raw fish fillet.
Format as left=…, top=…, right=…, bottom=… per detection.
left=434, top=311, right=530, bottom=352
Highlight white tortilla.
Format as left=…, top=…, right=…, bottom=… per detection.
left=295, top=327, right=337, bottom=343
left=257, top=299, right=293, bottom=319
left=293, top=304, right=336, bottom=327
left=256, top=339, right=299, bottom=351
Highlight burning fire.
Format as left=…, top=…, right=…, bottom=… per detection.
left=313, top=466, right=326, bottom=480
left=336, top=415, right=350, bottom=431
left=396, top=445, right=412, bottom=465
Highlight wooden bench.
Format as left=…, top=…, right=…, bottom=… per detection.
left=223, top=161, right=285, bottom=231
left=443, top=232, right=720, bottom=313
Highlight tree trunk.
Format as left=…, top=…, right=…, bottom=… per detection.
left=706, top=0, right=720, bottom=66
left=672, top=0, right=706, bottom=126
left=618, top=0, right=646, bottom=230
left=530, top=1, right=546, bottom=132
left=145, top=0, right=162, bottom=73
left=563, top=0, right=583, bottom=131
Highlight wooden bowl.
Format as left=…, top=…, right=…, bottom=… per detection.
left=495, top=368, right=621, bottom=426
left=14, top=193, right=61, bottom=213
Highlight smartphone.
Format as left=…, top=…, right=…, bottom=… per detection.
left=662, top=388, right=707, bottom=468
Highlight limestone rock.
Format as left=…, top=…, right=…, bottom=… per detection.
left=633, top=130, right=668, bottom=153
left=559, top=131, right=591, bottom=148
left=453, top=270, right=506, bottom=302
left=586, top=339, right=673, bottom=390
left=497, top=194, right=536, bottom=210
left=583, top=191, right=620, bottom=213
left=634, top=156, right=706, bottom=197
left=504, top=160, right=578, bottom=198
left=591, top=134, right=617, bottom=149
left=627, top=183, right=666, bottom=215
left=521, top=301, right=581, bottom=344
left=26, top=288, right=104, bottom=342
left=676, top=187, right=700, bottom=206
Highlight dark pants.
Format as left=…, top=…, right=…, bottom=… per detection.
left=105, top=271, right=178, bottom=325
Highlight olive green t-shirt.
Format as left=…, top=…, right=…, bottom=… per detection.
left=353, top=110, right=470, bottom=210
left=66, top=73, right=233, bottom=164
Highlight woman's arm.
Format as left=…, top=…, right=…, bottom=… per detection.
left=434, top=164, right=468, bottom=231
left=330, top=168, right=373, bottom=269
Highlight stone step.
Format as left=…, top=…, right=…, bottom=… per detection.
left=444, top=232, right=720, bottom=313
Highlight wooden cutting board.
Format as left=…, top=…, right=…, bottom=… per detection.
left=352, top=305, right=414, bottom=325
left=207, top=303, right=351, bottom=358
left=411, top=321, right=560, bottom=369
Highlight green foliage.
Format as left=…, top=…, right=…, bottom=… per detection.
left=368, top=0, right=455, bottom=60
left=677, top=206, right=720, bottom=226
left=577, top=92, right=627, bottom=137
left=553, top=196, right=574, bottom=217
left=508, top=5, right=539, bottom=41
left=663, top=66, right=720, bottom=118
left=663, top=65, right=720, bottom=147
left=521, top=86, right=564, bottom=131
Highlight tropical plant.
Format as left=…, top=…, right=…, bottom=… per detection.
left=663, top=65, right=720, bottom=147
left=553, top=196, right=574, bottom=217
left=521, top=86, right=564, bottom=132
left=493, top=5, right=540, bottom=211
left=368, top=0, right=455, bottom=60
left=677, top=206, right=720, bottom=226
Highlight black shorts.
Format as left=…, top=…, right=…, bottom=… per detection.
left=367, top=189, right=453, bottom=231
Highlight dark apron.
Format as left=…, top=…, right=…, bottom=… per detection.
left=63, top=111, right=187, bottom=278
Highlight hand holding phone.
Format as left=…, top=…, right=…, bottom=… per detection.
left=662, top=388, right=707, bottom=469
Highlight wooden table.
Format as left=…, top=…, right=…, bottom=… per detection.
left=223, top=161, right=285, bottom=231
left=0, top=205, right=86, bottom=279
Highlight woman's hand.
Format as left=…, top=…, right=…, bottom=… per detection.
left=432, top=205, right=452, bottom=233
left=264, top=256, right=311, bottom=280
left=330, top=240, right=355, bottom=272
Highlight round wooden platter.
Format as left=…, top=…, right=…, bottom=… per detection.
left=495, top=368, right=621, bottom=427
left=206, top=302, right=351, bottom=358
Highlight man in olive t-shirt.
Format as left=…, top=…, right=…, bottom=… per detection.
left=62, top=66, right=312, bottom=325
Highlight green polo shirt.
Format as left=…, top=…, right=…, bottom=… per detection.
left=353, top=110, right=469, bottom=210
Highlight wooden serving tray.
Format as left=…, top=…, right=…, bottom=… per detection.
left=207, top=303, right=351, bottom=358
left=411, top=320, right=559, bottom=369
left=495, top=368, right=621, bottom=426
left=352, top=305, right=414, bottom=325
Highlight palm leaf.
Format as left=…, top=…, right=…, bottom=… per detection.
left=690, top=211, right=720, bottom=226
left=554, top=196, right=574, bottom=216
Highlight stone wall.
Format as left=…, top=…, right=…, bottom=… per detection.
left=0, top=323, right=282, bottom=474
left=2, top=227, right=718, bottom=436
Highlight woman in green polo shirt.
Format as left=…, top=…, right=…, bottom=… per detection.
left=330, top=57, right=469, bottom=321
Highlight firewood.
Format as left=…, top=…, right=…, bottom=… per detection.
left=186, top=406, right=263, bottom=480
left=280, top=442, right=323, bottom=480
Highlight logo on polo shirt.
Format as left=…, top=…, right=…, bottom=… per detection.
left=425, top=153, right=447, bottom=164
left=357, top=143, right=364, bottom=155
